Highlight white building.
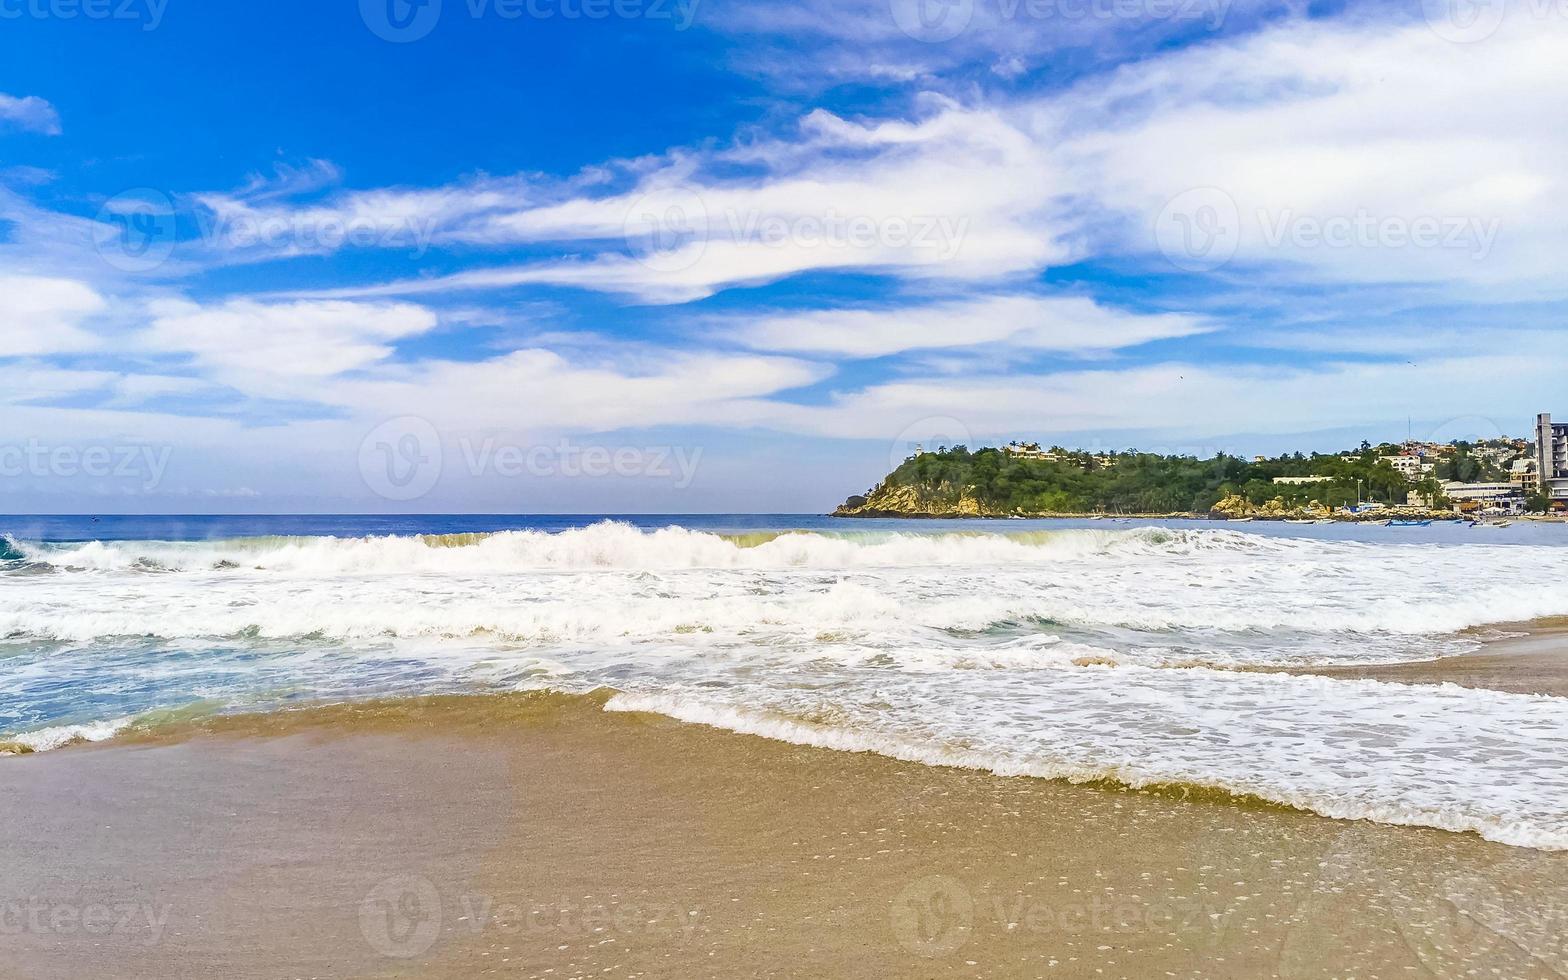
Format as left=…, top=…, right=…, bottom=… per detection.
left=1005, top=442, right=1059, bottom=461
left=1443, top=481, right=1525, bottom=515
left=1379, top=454, right=1435, bottom=478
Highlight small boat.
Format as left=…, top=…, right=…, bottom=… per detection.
left=1387, top=519, right=1432, bottom=527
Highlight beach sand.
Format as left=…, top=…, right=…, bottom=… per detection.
left=1287, top=620, right=1568, bottom=698
left=3, top=652, right=1567, bottom=978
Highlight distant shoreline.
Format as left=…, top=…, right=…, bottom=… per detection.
left=831, top=509, right=1561, bottom=523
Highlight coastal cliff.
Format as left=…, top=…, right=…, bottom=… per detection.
left=833, top=482, right=1008, bottom=518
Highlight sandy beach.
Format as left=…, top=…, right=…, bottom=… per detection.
left=3, top=674, right=1565, bottom=979
left=1291, top=621, right=1568, bottom=698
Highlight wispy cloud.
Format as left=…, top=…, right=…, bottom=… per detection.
left=725, top=294, right=1211, bottom=357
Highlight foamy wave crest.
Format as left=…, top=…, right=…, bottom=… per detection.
left=605, top=675, right=1568, bottom=852
left=3, top=522, right=1271, bottom=574
left=2, top=717, right=133, bottom=753
left=5, top=522, right=1568, bottom=649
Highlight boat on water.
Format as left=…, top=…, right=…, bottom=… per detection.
left=1387, top=519, right=1433, bottom=527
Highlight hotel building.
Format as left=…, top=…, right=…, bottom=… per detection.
left=1534, top=414, right=1568, bottom=503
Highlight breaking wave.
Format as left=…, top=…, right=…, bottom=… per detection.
left=5, top=520, right=1568, bottom=851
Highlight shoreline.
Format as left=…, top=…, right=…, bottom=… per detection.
left=6, top=545, right=1568, bottom=980
left=831, top=509, right=1561, bottom=524
left=4, top=690, right=1566, bottom=979
left=1279, top=621, right=1568, bottom=698
left=5, top=630, right=1568, bottom=977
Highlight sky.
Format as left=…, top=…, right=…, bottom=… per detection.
left=1, top=0, right=1565, bottom=513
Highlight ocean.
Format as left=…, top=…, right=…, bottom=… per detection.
left=4, top=514, right=1566, bottom=850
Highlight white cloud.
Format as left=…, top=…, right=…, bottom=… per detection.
left=728, top=294, right=1210, bottom=357
left=276, top=102, right=1066, bottom=304
left=0, top=275, right=107, bottom=356
left=140, top=299, right=440, bottom=398
left=0, top=363, right=116, bottom=406
left=0, top=94, right=61, bottom=135
left=265, top=7, right=1567, bottom=308
left=1059, top=8, right=1568, bottom=291
left=740, top=349, right=1565, bottom=444
left=338, top=347, right=830, bottom=432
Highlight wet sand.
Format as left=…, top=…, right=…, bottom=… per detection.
left=1294, top=621, right=1568, bottom=697
left=2, top=692, right=1565, bottom=980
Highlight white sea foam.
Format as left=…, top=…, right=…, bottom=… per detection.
left=4, top=717, right=133, bottom=753
left=605, top=670, right=1568, bottom=851
left=4, top=522, right=1567, bottom=849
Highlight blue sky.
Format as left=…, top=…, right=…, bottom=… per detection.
left=1, top=0, right=1565, bottom=512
